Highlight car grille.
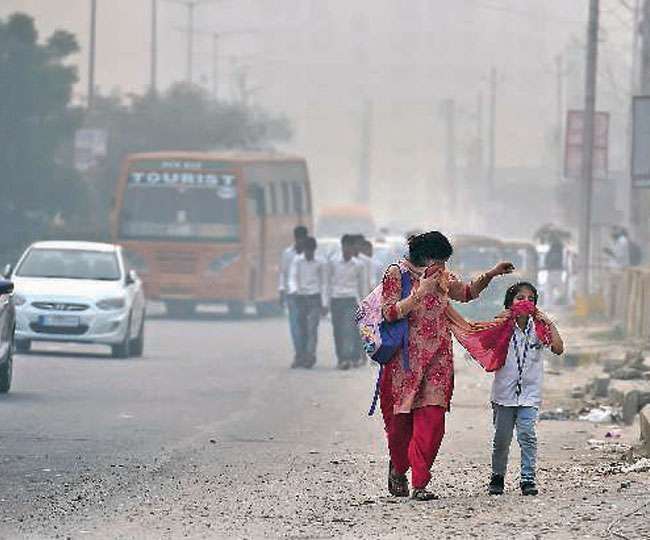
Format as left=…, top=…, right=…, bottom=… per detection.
left=156, top=251, right=199, bottom=275
left=32, top=302, right=89, bottom=312
left=30, top=323, right=89, bottom=335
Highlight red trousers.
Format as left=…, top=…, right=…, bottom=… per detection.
left=380, top=370, right=446, bottom=489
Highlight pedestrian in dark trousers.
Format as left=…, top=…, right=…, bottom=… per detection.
left=278, top=226, right=308, bottom=367
left=325, top=235, right=365, bottom=370
left=288, top=237, right=327, bottom=368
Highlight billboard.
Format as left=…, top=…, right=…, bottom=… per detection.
left=564, top=110, right=609, bottom=180
left=631, top=96, right=650, bottom=188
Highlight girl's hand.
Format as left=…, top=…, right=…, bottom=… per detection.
left=535, top=308, right=554, bottom=325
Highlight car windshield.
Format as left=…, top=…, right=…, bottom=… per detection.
left=16, top=249, right=121, bottom=281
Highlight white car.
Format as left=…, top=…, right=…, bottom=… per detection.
left=9, top=241, right=146, bottom=358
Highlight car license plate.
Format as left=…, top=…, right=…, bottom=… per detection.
left=39, top=315, right=80, bottom=327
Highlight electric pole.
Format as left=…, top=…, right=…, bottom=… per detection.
left=487, top=67, right=497, bottom=191
left=556, top=54, right=564, bottom=182
left=150, top=0, right=158, bottom=94
left=211, top=33, right=219, bottom=99
left=165, top=0, right=216, bottom=84
left=578, top=0, right=600, bottom=298
left=88, top=0, right=97, bottom=109
left=634, top=0, right=650, bottom=256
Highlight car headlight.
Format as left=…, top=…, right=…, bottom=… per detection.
left=207, top=252, right=240, bottom=273
left=13, top=294, right=26, bottom=306
left=97, top=297, right=126, bottom=311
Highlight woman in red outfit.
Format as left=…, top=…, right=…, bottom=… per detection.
left=380, top=231, right=513, bottom=500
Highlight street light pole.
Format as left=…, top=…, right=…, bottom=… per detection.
left=150, top=0, right=158, bottom=94
left=578, top=0, right=600, bottom=299
left=186, top=2, right=195, bottom=82
left=88, top=0, right=97, bottom=109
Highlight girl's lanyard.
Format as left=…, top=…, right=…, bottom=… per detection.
left=512, top=319, right=532, bottom=398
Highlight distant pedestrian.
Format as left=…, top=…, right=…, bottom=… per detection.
left=288, top=237, right=327, bottom=368
left=488, top=282, right=564, bottom=497
left=325, top=234, right=365, bottom=370
left=604, top=227, right=631, bottom=269
left=279, top=225, right=308, bottom=365
left=542, top=237, right=564, bottom=307
left=359, top=238, right=383, bottom=292
left=380, top=231, right=514, bottom=501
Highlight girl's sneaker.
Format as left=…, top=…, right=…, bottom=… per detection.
left=488, top=474, right=504, bottom=495
left=520, top=481, right=539, bottom=496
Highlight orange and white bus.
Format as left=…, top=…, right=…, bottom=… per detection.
left=110, top=152, right=313, bottom=317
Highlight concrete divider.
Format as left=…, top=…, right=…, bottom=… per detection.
left=609, top=380, right=650, bottom=425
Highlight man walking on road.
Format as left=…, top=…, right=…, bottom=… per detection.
left=325, top=234, right=365, bottom=370
left=279, top=226, right=308, bottom=366
left=288, top=237, right=327, bottom=368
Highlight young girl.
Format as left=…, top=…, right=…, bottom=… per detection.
left=488, top=282, right=564, bottom=496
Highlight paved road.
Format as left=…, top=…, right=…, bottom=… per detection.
left=1, top=315, right=648, bottom=539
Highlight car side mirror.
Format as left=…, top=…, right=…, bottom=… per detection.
left=0, top=280, right=14, bottom=295
left=2, top=264, right=12, bottom=279
left=125, top=269, right=137, bottom=286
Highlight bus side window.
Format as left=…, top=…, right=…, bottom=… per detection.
left=291, top=182, right=304, bottom=216
left=247, top=184, right=266, bottom=217
left=281, top=182, right=291, bottom=215
left=268, top=183, right=278, bottom=215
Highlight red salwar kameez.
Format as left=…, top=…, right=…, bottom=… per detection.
left=379, top=260, right=487, bottom=490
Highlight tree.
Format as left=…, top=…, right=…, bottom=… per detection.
left=0, top=13, right=87, bottom=257
left=88, top=83, right=292, bottom=233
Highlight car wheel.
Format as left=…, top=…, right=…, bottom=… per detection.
left=130, top=315, right=145, bottom=357
left=111, top=313, right=132, bottom=359
left=0, top=344, right=13, bottom=393
left=15, top=339, right=30, bottom=353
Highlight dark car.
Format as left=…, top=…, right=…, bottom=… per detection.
left=0, top=279, right=15, bottom=393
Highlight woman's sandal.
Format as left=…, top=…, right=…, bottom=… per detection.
left=411, top=488, right=439, bottom=501
left=387, top=462, right=409, bottom=497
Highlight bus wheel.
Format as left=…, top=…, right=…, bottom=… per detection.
left=227, top=301, right=245, bottom=319
left=256, top=301, right=284, bottom=318
left=165, top=300, right=196, bottom=319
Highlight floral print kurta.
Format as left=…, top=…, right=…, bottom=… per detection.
left=381, top=261, right=477, bottom=414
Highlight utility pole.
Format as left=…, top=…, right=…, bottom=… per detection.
left=357, top=99, right=372, bottom=205
left=165, top=0, right=216, bottom=84
left=578, top=0, right=600, bottom=299
left=150, top=0, right=158, bottom=94
left=88, top=0, right=97, bottom=109
left=487, top=67, right=497, bottom=190
left=211, top=33, right=219, bottom=99
left=634, top=0, right=650, bottom=256
left=442, top=99, right=458, bottom=214
left=556, top=54, right=564, bottom=182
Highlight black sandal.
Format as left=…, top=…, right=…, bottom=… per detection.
left=411, top=488, right=439, bottom=501
left=387, top=462, right=409, bottom=497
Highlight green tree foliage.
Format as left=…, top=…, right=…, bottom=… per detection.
left=90, top=83, right=292, bottom=225
left=0, top=13, right=88, bottom=256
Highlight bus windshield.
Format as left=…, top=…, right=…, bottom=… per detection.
left=119, top=168, right=240, bottom=242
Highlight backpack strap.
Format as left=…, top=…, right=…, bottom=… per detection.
left=368, top=264, right=412, bottom=416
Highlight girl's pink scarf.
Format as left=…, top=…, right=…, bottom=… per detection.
left=447, top=300, right=552, bottom=372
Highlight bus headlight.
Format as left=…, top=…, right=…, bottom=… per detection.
left=207, top=252, right=240, bottom=273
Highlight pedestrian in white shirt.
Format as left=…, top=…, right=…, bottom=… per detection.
left=278, top=225, right=308, bottom=362
left=489, top=282, right=564, bottom=498
left=359, top=238, right=384, bottom=291
left=325, top=235, right=366, bottom=370
left=288, top=237, right=327, bottom=368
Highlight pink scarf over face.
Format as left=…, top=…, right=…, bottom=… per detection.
left=447, top=300, right=552, bottom=372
